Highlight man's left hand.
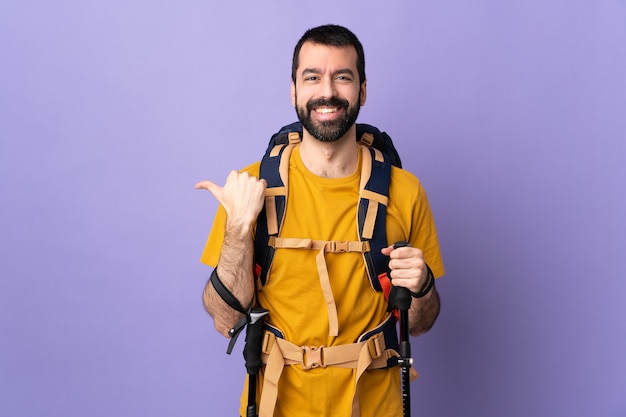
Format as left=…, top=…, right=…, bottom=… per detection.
left=381, top=245, right=429, bottom=294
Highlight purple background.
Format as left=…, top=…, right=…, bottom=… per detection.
left=1, top=1, right=625, bottom=416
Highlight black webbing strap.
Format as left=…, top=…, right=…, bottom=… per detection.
left=209, top=268, right=254, bottom=354
left=210, top=268, right=247, bottom=314
left=227, top=315, right=249, bottom=354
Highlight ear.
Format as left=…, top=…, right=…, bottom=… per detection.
left=359, top=81, right=367, bottom=106
left=290, top=82, right=296, bottom=107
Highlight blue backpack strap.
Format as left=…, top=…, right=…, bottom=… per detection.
left=358, top=146, right=393, bottom=292
left=254, top=131, right=300, bottom=286
left=358, top=313, right=400, bottom=368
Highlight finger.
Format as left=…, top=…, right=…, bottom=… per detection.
left=382, top=246, right=410, bottom=260
left=195, top=179, right=220, bottom=192
left=380, top=245, right=394, bottom=256
left=393, top=246, right=423, bottom=260
left=391, top=257, right=424, bottom=274
left=194, top=180, right=223, bottom=202
left=195, top=179, right=212, bottom=190
left=388, top=267, right=417, bottom=280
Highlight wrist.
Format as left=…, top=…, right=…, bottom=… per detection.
left=410, top=264, right=434, bottom=298
left=225, top=217, right=255, bottom=238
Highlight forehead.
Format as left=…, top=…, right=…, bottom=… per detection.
left=295, top=41, right=358, bottom=75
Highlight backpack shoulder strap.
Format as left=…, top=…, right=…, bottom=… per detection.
left=356, top=123, right=402, bottom=168
left=358, top=145, right=393, bottom=293
left=254, top=129, right=300, bottom=286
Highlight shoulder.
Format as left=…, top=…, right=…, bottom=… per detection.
left=240, top=161, right=261, bottom=176
left=389, top=165, right=424, bottom=196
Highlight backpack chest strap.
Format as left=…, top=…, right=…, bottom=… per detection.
left=269, top=237, right=371, bottom=338
left=269, top=237, right=370, bottom=253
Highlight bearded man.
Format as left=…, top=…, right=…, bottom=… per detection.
left=196, top=24, right=445, bottom=417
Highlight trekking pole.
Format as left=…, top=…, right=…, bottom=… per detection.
left=244, top=308, right=269, bottom=417
left=390, top=241, right=413, bottom=417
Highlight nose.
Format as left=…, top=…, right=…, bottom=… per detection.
left=319, top=76, right=337, bottom=99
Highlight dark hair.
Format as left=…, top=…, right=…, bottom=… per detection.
left=291, top=24, right=366, bottom=84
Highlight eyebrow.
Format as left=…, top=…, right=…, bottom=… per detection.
left=301, top=68, right=355, bottom=78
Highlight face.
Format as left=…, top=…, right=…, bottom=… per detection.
left=291, top=42, right=367, bottom=142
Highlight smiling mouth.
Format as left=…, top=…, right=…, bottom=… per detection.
left=315, top=107, right=340, bottom=114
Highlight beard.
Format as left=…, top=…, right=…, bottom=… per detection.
left=295, top=95, right=361, bottom=143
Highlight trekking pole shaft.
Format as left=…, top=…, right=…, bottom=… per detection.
left=392, top=241, right=412, bottom=417
left=399, top=307, right=411, bottom=417
left=246, top=376, right=257, bottom=417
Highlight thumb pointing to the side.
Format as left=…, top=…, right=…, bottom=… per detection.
left=195, top=180, right=224, bottom=205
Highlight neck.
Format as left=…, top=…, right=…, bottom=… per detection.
left=299, top=126, right=359, bottom=178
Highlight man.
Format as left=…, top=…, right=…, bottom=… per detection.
left=196, top=24, right=444, bottom=417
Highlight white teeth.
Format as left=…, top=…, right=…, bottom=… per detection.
left=316, top=107, right=338, bottom=114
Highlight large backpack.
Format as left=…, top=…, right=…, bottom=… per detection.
left=253, top=121, right=403, bottom=307
left=224, top=122, right=406, bottom=417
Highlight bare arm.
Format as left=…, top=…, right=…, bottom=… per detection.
left=407, top=282, right=440, bottom=336
left=381, top=245, right=441, bottom=336
left=196, top=171, right=266, bottom=337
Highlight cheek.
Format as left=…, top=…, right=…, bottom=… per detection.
left=293, top=86, right=310, bottom=106
left=343, top=87, right=362, bottom=106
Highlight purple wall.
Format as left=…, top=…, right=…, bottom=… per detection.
left=1, top=1, right=624, bottom=416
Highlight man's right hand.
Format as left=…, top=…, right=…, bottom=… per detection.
left=195, top=170, right=266, bottom=233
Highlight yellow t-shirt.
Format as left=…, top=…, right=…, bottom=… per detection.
left=201, top=145, right=444, bottom=417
